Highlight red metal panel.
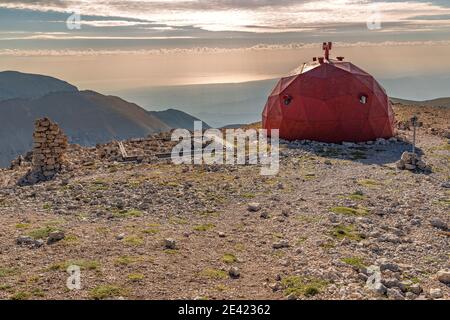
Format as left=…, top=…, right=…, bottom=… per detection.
left=262, top=43, right=395, bottom=142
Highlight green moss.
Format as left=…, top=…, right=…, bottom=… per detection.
left=114, top=256, right=137, bottom=266
left=0, top=284, right=12, bottom=291
left=0, top=267, right=18, bottom=278
left=331, top=206, right=369, bottom=216
left=89, top=285, right=126, bottom=300
left=169, top=217, right=188, bottom=225
left=15, top=223, right=31, bottom=229
left=240, top=193, right=255, bottom=199
left=10, top=291, right=31, bottom=300
left=281, top=276, right=328, bottom=297
left=193, top=223, right=216, bottom=232
left=222, top=253, right=237, bottom=264
left=62, top=234, right=80, bottom=245
left=113, top=209, right=143, bottom=219
left=49, top=259, right=100, bottom=271
left=27, top=226, right=60, bottom=240
left=127, top=273, right=145, bottom=282
left=164, top=249, right=179, bottom=255
left=331, top=225, right=363, bottom=241
left=357, top=179, right=381, bottom=188
left=123, top=235, right=144, bottom=246
left=341, top=257, right=367, bottom=270
left=347, top=191, right=366, bottom=201
left=200, top=268, right=228, bottom=280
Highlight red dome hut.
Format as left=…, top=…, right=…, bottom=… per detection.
left=262, top=42, right=395, bottom=142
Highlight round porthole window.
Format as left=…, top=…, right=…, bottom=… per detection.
left=360, top=94, right=368, bottom=105
left=283, top=95, right=293, bottom=106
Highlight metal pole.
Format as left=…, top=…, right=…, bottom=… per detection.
left=411, top=116, right=417, bottom=155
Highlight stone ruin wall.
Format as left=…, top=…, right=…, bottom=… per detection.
left=31, top=118, right=68, bottom=179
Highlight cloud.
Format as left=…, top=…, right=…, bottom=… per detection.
left=1, top=0, right=450, bottom=34
left=1, top=40, right=449, bottom=56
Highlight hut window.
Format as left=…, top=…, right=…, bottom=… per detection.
left=360, top=95, right=368, bottom=105
left=283, top=95, right=293, bottom=106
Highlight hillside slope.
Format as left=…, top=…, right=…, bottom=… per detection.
left=149, top=109, right=211, bottom=130
left=0, top=90, right=170, bottom=167
left=0, top=71, right=78, bottom=101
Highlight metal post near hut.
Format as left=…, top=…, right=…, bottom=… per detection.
left=411, top=115, right=418, bottom=155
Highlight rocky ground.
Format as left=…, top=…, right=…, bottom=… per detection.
left=0, top=104, right=448, bottom=300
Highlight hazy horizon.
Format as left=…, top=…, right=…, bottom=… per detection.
left=1, top=1, right=450, bottom=105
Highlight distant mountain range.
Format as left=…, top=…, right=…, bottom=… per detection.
left=391, top=97, right=450, bottom=108
left=0, top=71, right=208, bottom=167
left=149, top=109, right=210, bottom=131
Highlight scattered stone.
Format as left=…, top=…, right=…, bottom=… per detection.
left=387, top=288, right=405, bottom=300
left=286, top=293, right=297, bottom=300
left=379, top=259, right=400, bottom=273
left=218, top=232, right=226, bottom=238
left=164, top=238, right=177, bottom=250
left=229, top=266, right=240, bottom=279
left=260, top=211, right=269, bottom=219
left=429, top=288, right=443, bottom=299
left=16, top=235, right=35, bottom=246
left=405, top=292, right=417, bottom=300
left=409, top=283, right=422, bottom=295
left=16, top=236, right=43, bottom=248
left=19, top=118, right=68, bottom=185
left=272, top=240, right=289, bottom=249
left=47, top=230, right=65, bottom=244
left=116, top=233, right=125, bottom=240
left=247, top=203, right=261, bottom=212
left=436, top=269, right=450, bottom=284
left=430, top=218, right=448, bottom=231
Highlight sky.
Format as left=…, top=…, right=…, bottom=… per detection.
left=0, top=0, right=450, bottom=99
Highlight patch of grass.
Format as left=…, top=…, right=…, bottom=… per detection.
left=89, top=285, right=126, bottom=300
left=222, top=253, right=237, bottom=264
left=296, top=237, right=308, bottom=245
left=27, top=226, right=60, bottom=240
left=62, top=234, right=80, bottom=245
left=114, top=256, right=137, bottom=266
left=15, top=223, right=31, bottom=229
left=281, top=276, right=328, bottom=297
left=10, top=291, right=31, bottom=300
left=169, top=217, right=188, bottom=225
left=200, top=268, right=228, bottom=280
left=341, top=257, right=367, bottom=270
left=90, top=180, right=110, bottom=191
left=193, top=223, right=216, bottom=232
left=240, top=193, right=255, bottom=199
left=113, top=209, right=143, bottom=219
left=49, top=259, right=100, bottom=271
left=42, top=203, right=52, bottom=210
left=349, top=150, right=367, bottom=160
left=0, top=267, right=18, bottom=278
left=347, top=191, right=366, bottom=201
left=330, top=206, right=369, bottom=216
left=123, top=235, right=144, bottom=246
left=357, top=179, right=381, bottom=188
left=331, top=225, right=363, bottom=241
left=164, top=249, right=179, bottom=255
left=304, top=173, right=316, bottom=180
left=0, top=284, right=12, bottom=291
left=127, top=273, right=145, bottom=282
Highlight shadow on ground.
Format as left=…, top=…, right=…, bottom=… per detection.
left=287, top=140, right=423, bottom=166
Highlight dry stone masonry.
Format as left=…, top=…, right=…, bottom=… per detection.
left=20, top=118, right=68, bottom=184
left=396, top=151, right=431, bottom=173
